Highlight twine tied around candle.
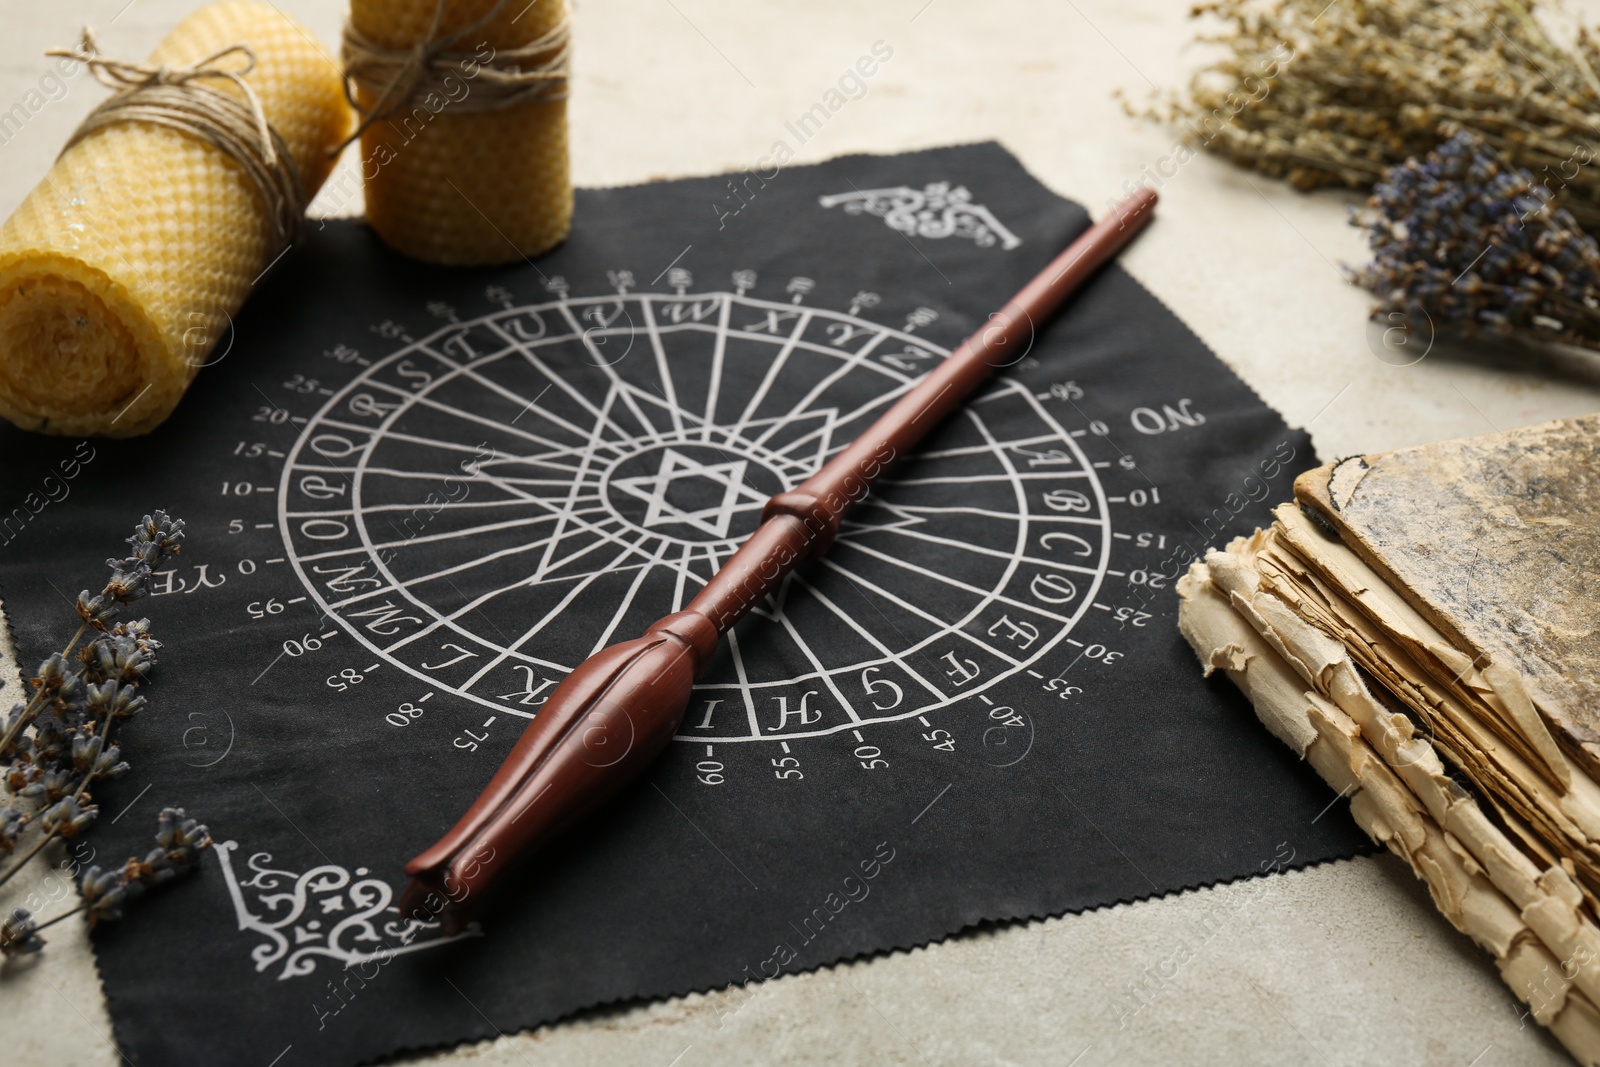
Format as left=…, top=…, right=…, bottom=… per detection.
left=337, top=0, right=572, bottom=153
left=48, top=29, right=307, bottom=248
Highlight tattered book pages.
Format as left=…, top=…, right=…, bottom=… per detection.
left=1257, top=506, right=1600, bottom=906
left=1179, top=413, right=1600, bottom=1065
left=1179, top=559, right=1600, bottom=1065
left=1296, top=414, right=1600, bottom=780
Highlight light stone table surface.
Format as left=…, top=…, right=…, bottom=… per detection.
left=1, top=1, right=1596, bottom=1064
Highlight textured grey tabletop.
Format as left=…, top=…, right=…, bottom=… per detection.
left=0, top=1, right=1594, bottom=1064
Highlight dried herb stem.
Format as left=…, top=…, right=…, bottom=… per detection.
left=0, top=623, right=87, bottom=756
left=29, top=902, right=85, bottom=934
left=0, top=833, right=54, bottom=892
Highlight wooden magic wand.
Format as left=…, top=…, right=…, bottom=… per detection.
left=401, top=188, right=1159, bottom=922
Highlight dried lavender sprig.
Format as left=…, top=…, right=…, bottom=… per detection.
left=74, top=510, right=185, bottom=632
left=4, top=809, right=213, bottom=951
left=0, top=515, right=176, bottom=756
left=1352, top=128, right=1600, bottom=350
left=77, top=808, right=213, bottom=927
left=0, top=628, right=154, bottom=889
left=0, top=629, right=148, bottom=879
left=0, top=513, right=179, bottom=894
left=0, top=511, right=181, bottom=760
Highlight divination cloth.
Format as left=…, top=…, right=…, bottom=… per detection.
left=0, top=143, right=1365, bottom=1065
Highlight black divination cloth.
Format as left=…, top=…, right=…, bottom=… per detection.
left=0, top=143, right=1365, bottom=1066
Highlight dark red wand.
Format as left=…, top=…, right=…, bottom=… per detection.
left=401, top=188, right=1159, bottom=923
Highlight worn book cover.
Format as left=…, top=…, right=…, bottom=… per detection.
left=1295, top=414, right=1600, bottom=778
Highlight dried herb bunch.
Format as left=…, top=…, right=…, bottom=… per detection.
left=1353, top=128, right=1600, bottom=350
left=1154, top=0, right=1600, bottom=230
left=0, top=511, right=212, bottom=959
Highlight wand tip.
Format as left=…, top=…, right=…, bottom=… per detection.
left=1114, top=186, right=1159, bottom=228
left=401, top=871, right=477, bottom=937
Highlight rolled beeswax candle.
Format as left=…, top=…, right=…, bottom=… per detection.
left=0, top=1, right=350, bottom=438
left=347, top=0, right=572, bottom=265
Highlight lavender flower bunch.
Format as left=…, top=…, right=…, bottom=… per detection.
left=0, top=511, right=212, bottom=959
left=1352, top=129, right=1600, bottom=352
left=0, top=809, right=211, bottom=956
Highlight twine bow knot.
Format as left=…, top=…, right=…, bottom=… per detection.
left=49, top=28, right=305, bottom=247
left=54, top=30, right=279, bottom=167
left=338, top=0, right=572, bottom=153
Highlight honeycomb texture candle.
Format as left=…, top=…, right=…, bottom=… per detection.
left=0, top=1, right=350, bottom=438
left=348, top=0, right=572, bottom=266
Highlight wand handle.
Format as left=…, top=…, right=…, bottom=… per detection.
left=401, top=188, right=1158, bottom=924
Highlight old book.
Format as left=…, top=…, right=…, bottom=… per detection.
left=1178, top=414, right=1600, bottom=1065
left=1296, top=415, right=1600, bottom=783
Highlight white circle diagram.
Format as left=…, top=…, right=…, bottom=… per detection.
left=280, top=291, right=1111, bottom=743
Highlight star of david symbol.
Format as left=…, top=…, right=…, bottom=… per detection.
left=609, top=448, right=770, bottom=539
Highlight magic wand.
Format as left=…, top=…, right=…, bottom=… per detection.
left=401, top=187, right=1159, bottom=923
